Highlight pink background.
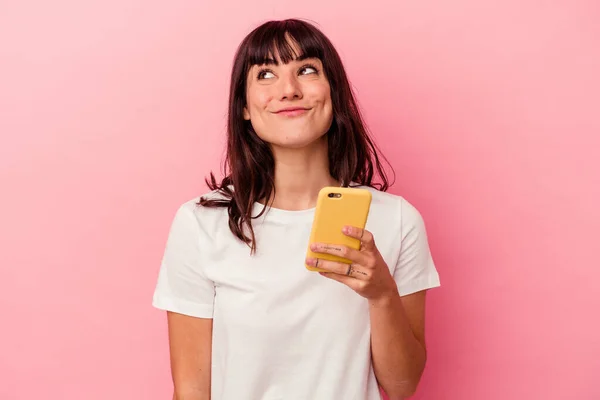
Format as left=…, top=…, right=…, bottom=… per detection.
left=1, top=1, right=599, bottom=399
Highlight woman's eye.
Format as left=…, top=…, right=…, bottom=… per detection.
left=300, top=66, right=317, bottom=75
left=258, top=70, right=275, bottom=79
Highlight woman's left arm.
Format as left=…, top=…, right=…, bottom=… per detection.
left=369, top=289, right=427, bottom=399
left=306, top=225, right=429, bottom=400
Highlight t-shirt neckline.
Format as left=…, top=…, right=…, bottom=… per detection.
left=252, top=202, right=316, bottom=222
left=250, top=182, right=364, bottom=222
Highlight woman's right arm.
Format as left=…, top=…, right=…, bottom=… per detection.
left=167, top=311, right=213, bottom=400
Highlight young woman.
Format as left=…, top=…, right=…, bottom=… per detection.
left=153, top=18, right=440, bottom=400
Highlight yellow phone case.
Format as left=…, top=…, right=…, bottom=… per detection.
left=305, top=186, right=372, bottom=272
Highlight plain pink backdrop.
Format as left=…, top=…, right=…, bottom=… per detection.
left=1, top=1, right=599, bottom=399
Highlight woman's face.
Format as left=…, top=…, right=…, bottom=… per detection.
left=243, top=47, right=333, bottom=149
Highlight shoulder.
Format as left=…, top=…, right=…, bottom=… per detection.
left=360, top=186, right=428, bottom=233
left=175, top=188, right=225, bottom=213
left=171, top=189, right=230, bottom=233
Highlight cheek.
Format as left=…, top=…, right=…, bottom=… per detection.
left=247, top=89, right=272, bottom=112
left=308, top=82, right=332, bottom=107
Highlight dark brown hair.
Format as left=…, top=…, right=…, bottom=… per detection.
left=198, top=18, right=394, bottom=253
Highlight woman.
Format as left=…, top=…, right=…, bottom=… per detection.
left=153, top=18, right=440, bottom=400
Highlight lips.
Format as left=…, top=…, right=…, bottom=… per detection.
left=276, top=107, right=309, bottom=113
left=275, top=107, right=310, bottom=117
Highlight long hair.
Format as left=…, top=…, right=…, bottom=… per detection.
left=198, top=19, right=394, bottom=254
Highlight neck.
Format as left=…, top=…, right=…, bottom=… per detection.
left=263, top=137, right=340, bottom=210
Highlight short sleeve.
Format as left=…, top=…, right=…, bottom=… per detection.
left=393, top=198, right=441, bottom=296
left=152, top=202, right=215, bottom=318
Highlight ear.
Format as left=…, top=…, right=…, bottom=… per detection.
left=243, top=106, right=250, bottom=120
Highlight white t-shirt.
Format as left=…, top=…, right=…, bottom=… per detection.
left=152, top=185, right=440, bottom=400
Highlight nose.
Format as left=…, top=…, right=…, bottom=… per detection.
left=278, top=73, right=302, bottom=101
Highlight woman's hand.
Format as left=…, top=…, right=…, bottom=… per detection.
left=305, top=225, right=398, bottom=302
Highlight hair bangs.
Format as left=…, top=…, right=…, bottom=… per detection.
left=246, top=20, right=325, bottom=66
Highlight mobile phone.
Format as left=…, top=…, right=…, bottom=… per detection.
left=305, top=186, right=372, bottom=272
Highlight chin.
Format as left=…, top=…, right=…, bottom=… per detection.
left=271, top=132, right=328, bottom=150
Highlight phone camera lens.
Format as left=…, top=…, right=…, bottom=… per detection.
left=328, top=193, right=334, bottom=198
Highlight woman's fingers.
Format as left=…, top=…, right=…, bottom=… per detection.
left=305, top=257, right=370, bottom=280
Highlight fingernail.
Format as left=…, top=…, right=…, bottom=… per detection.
left=342, top=226, right=350, bottom=233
